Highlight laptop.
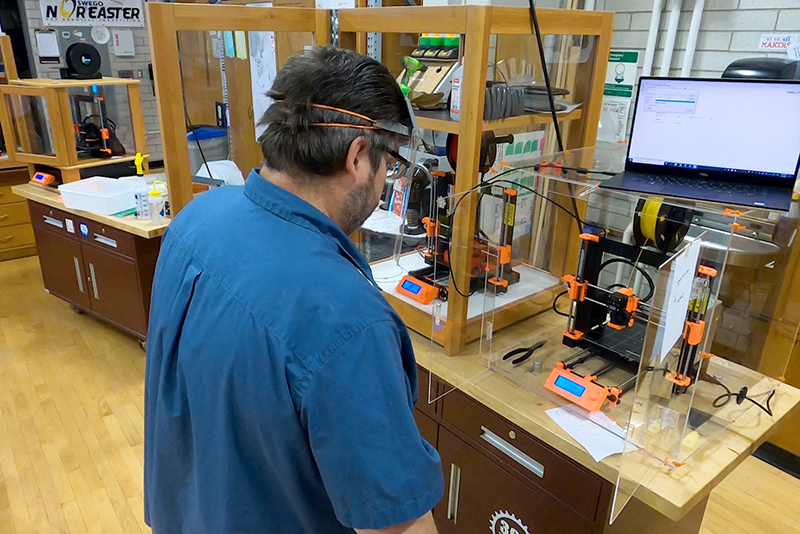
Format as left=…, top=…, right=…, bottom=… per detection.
left=600, top=77, right=800, bottom=211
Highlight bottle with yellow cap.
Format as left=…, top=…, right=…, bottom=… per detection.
left=148, top=181, right=167, bottom=224
left=134, top=153, right=151, bottom=220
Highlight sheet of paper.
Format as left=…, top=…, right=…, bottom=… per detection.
left=234, top=31, right=248, bottom=60
left=656, top=239, right=701, bottom=362
left=598, top=96, right=631, bottom=143
left=361, top=210, right=404, bottom=235
left=598, top=50, right=639, bottom=143
left=546, top=406, right=627, bottom=462
left=758, top=33, right=798, bottom=52
left=224, top=31, right=236, bottom=58
left=316, top=0, right=355, bottom=8
left=249, top=4, right=277, bottom=142
left=34, top=30, right=60, bottom=62
left=112, top=29, right=135, bottom=57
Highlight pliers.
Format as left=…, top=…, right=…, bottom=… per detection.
left=502, top=340, right=547, bottom=366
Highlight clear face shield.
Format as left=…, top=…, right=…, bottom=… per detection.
left=370, top=98, right=423, bottom=260
left=268, top=94, right=422, bottom=260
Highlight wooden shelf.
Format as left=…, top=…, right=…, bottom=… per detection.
left=63, top=154, right=149, bottom=172
left=11, top=77, right=140, bottom=88
left=415, top=108, right=584, bottom=135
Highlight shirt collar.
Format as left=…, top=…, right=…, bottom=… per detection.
left=243, top=169, right=377, bottom=286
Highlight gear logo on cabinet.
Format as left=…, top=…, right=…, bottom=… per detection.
left=489, top=511, right=530, bottom=534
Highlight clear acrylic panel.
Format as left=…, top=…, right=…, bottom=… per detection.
left=68, top=84, right=134, bottom=161
left=4, top=93, right=55, bottom=157
left=453, top=146, right=800, bottom=522
left=0, top=125, right=7, bottom=162
left=177, top=29, right=316, bottom=181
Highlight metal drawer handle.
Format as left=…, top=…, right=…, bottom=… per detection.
left=446, top=463, right=461, bottom=522
left=73, top=257, right=84, bottom=293
left=0, top=236, right=12, bottom=244
left=43, top=215, right=64, bottom=229
left=93, top=233, right=117, bottom=248
left=89, top=262, right=99, bottom=300
left=481, top=426, right=544, bottom=479
left=0, top=215, right=8, bottom=221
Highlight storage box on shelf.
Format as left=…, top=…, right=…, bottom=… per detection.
left=338, top=5, right=614, bottom=354
left=0, top=78, right=149, bottom=184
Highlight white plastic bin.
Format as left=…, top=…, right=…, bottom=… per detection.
left=58, top=177, right=136, bottom=215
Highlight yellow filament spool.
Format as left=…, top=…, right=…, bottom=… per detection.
left=639, top=198, right=663, bottom=243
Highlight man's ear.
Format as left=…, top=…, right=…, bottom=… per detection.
left=344, top=136, right=373, bottom=185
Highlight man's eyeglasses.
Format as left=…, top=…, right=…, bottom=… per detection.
left=380, top=145, right=411, bottom=180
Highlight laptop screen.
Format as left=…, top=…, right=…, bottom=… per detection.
left=628, top=78, right=800, bottom=181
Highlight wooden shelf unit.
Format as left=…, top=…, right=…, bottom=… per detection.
left=414, top=108, right=585, bottom=135
left=146, top=4, right=613, bottom=355
left=339, top=5, right=614, bottom=354
left=147, top=2, right=328, bottom=214
left=0, top=35, right=19, bottom=171
left=0, top=78, right=148, bottom=183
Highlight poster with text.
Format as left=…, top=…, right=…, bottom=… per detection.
left=597, top=50, right=639, bottom=143
left=40, top=0, right=144, bottom=27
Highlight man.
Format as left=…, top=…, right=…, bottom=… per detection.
left=144, top=46, right=443, bottom=534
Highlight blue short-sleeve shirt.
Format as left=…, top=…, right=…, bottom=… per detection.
left=144, top=170, right=443, bottom=534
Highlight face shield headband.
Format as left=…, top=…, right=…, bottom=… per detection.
left=267, top=93, right=420, bottom=182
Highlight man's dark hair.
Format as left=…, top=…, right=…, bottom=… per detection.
left=258, top=46, right=411, bottom=179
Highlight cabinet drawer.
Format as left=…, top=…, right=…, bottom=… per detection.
left=28, top=201, right=78, bottom=237
left=441, top=389, right=603, bottom=522
left=435, top=428, right=592, bottom=534
left=416, top=366, right=438, bottom=418
left=79, top=219, right=135, bottom=258
left=0, top=223, right=35, bottom=251
left=0, top=185, right=25, bottom=205
left=0, top=202, right=31, bottom=227
left=414, top=409, right=439, bottom=448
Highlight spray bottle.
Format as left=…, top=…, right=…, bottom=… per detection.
left=134, top=153, right=150, bottom=220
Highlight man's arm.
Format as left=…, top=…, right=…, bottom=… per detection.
left=355, top=511, right=438, bottom=534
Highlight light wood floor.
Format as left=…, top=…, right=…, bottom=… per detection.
left=1, top=256, right=799, bottom=534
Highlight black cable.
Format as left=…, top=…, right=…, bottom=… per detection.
left=491, top=179, right=592, bottom=230
left=598, top=258, right=655, bottom=303
left=178, top=50, right=215, bottom=181
left=552, top=290, right=569, bottom=317
left=527, top=0, right=583, bottom=234
left=184, top=108, right=215, bottom=180
left=444, top=165, right=609, bottom=299
left=535, top=163, right=617, bottom=177
left=712, top=383, right=775, bottom=416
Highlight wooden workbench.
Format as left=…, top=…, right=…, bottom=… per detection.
left=412, top=310, right=800, bottom=532
left=12, top=183, right=168, bottom=239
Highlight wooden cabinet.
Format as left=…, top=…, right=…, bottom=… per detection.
left=0, top=167, right=36, bottom=261
left=415, top=367, right=709, bottom=534
left=33, top=223, right=91, bottom=309
left=435, top=427, right=592, bottom=534
left=81, top=243, right=147, bottom=337
left=28, top=200, right=160, bottom=340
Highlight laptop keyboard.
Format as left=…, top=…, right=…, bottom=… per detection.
left=631, top=174, right=761, bottom=197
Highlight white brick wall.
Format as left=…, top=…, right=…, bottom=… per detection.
left=599, top=0, right=800, bottom=78
left=21, top=0, right=162, bottom=161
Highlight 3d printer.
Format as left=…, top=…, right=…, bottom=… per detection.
left=395, top=132, right=521, bottom=305
left=543, top=199, right=723, bottom=412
